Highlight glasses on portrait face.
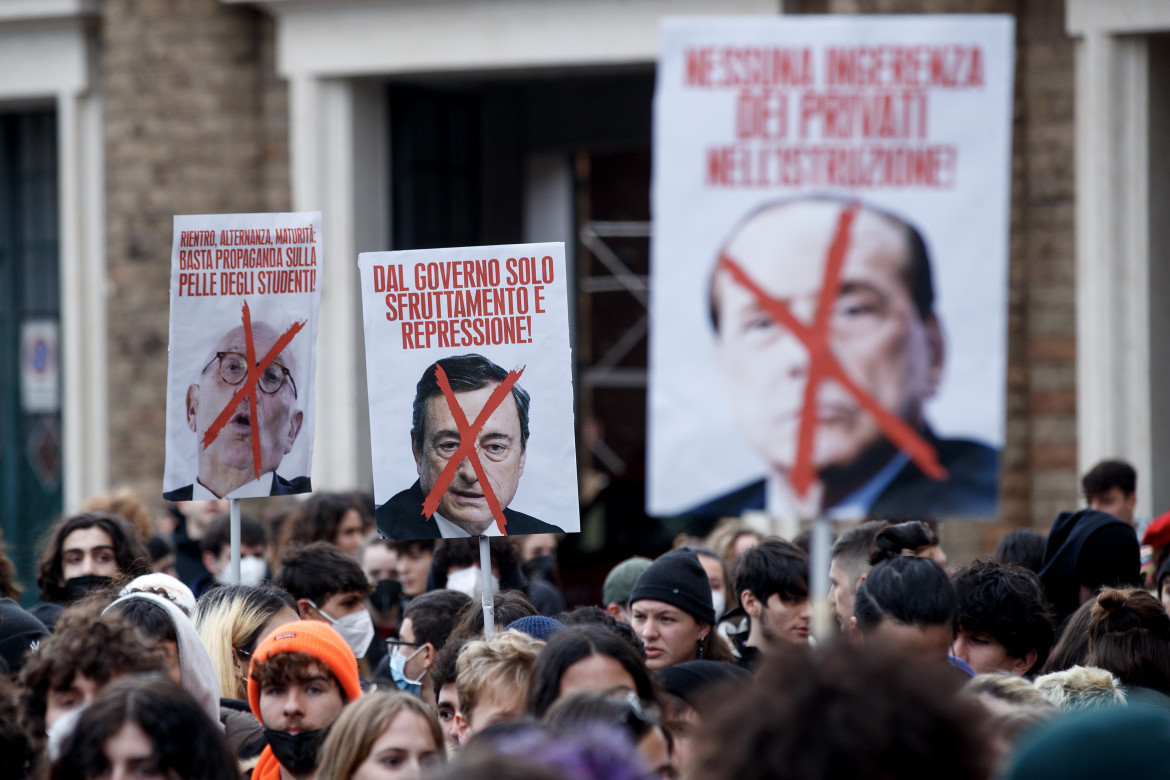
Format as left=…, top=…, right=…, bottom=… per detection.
left=203, top=351, right=297, bottom=398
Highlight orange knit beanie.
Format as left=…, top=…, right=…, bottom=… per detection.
left=248, top=620, right=362, bottom=719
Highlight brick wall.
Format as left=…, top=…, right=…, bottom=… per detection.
left=102, top=0, right=289, bottom=509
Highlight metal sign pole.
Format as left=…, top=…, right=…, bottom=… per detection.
left=229, top=498, right=241, bottom=584
left=479, top=535, right=495, bottom=634
left=810, top=514, right=833, bottom=643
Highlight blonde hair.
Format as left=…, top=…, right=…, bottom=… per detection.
left=315, top=692, right=443, bottom=780
left=456, top=629, right=544, bottom=726
left=191, top=583, right=295, bottom=700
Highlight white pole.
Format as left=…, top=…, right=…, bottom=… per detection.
left=479, top=535, right=495, bottom=634
left=229, top=498, right=241, bottom=584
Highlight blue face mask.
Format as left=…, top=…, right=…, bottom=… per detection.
left=389, top=644, right=425, bottom=696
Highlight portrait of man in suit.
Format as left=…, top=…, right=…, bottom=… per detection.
left=377, top=353, right=564, bottom=540
left=163, top=320, right=309, bottom=501
left=694, top=196, right=997, bottom=520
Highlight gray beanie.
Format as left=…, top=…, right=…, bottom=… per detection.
left=629, top=548, right=716, bottom=626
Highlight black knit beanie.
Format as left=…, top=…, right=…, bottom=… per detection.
left=629, top=548, right=716, bottom=626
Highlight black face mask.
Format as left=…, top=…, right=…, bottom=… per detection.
left=63, top=575, right=115, bottom=602
left=524, top=555, right=557, bottom=583
left=369, top=579, right=403, bottom=613
left=264, top=728, right=327, bottom=776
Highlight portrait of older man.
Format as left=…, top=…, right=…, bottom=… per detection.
left=692, top=196, right=998, bottom=519
left=163, top=320, right=310, bottom=501
left=377, top=353, right=563, bottom=540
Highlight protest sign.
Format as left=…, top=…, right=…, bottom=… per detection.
left=163, top=212, right=321, bottom=501
left=648, top=16, right=1014, bottom=520
left=359, top=243, right=579, bottom=540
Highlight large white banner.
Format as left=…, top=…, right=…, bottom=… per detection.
left=648, top=17, right=1014, bottom=520
left=359, top=243, right=580, bottom=540
left=164, top=212, right=321, bottom=501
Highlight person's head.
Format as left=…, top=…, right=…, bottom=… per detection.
left=543, top=691, right=673, bottom=780
left=602, top=557, right=653, bottom=624
left=286, top=492, right=370, bottom=559
left=249, top=620, right=363, bottom=774
left=1033, top=665, right=1127, bottom=711
left=869, top=519, right=945, bottom=566
left=692, top=642, right=990, bottom=780
left=48, top=674, right=238, bottom=780
left=528, top=625, right=657, bottom=718
left=185, top=319, right=304, bottom=496
left=36, top=513, right=151, bottom=604
left=852, top=556, right=956, bottom=661
left=430, top=638, right=468, bottom=750
left=629, top=549, right=716, bottom=670
left=392, top=540, right=435, bottom=598
left=705, top=519, right=763, bottom=566
left=682, top=545, right=729, bottom=619
left=1081, top=459, right=1137, bottom=525
left=78, top=486, right=153, bottom=541
left=518, top=534, right=559, bottom=565
left=431, top=537, right=518, bottom=598
left=389, top=589, right=472, bottom=694
left=199, top=513, right=269, bottom=584
left=731, top=538, right=811, bottom=649
left=951, top=560, right=1054, bottom=676
left=19, top=608, right=166, bottom=751
left=411, top=354, right=530, bottom=535
left=828, top=520, right=888, bottom=628
left=361, top=538, right=399, bottom=585
left=994, top=529, right=1047, bottom=574
left=448, top=590, right=538, bottom=643
left=1085, top=587, right=1170, bottom=696
left=1039, top=508, right=1141, bottom=628
left=145, top=535, right=178, bottom=578
left=191, top=582, right=300, bottom=700
left=710, top=197, right=942, bottom=499
left=455, top=630, right=544, bottom=740
left=316, top=691, right=445, bottom=780
left=277, top=542, right=374, bottom=659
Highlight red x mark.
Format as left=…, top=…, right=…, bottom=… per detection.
left=420, top=363, right=526, bottom=535
left=718, top=201, right=945, bottom=498
left=201, top=301, right=305, bottom=480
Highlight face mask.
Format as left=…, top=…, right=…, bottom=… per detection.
left=389, top=644, right=425, bottom=696
left=63, top=575, right=114, bottom=602
left=446, top=566, right=498, bottom=599
left=239, top=556, right=267, bottom=586
left=711, top=590, right=726, bottom=619
left=264, top=727, right=327, bottom=775
left=524, top=555, right=557, bottom=582
left=46, top=704, right=87, bottom=762
left=369, top=579, right=403, bottom=613
left=309, top=601, right=375, bottom=659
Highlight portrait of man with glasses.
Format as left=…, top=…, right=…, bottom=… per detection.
left=163, top=319, right=310, bottom=501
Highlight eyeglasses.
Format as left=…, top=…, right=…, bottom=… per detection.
left=203, top=352, right=297, bottom=398
left=385, top=638, right=423, bottom=652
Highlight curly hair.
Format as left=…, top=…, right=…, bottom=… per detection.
left=953, top=559, right=1054, bottom=674
left=251, top=650, right=344, bottom=701
left=457, top=630, right=544, bottom=727
left=18, top=609, right=165, bottom=750
left=35, top=513, right=151, bottom=604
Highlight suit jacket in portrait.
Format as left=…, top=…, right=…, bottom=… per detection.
left=376, top=480, right=564, bottom=540
left=162, top=473, right=311, bottom=502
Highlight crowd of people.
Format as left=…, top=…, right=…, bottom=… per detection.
left=2, top=459, right=1170, bottom=779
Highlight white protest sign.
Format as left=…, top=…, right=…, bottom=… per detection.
left=163, top=212, right=322, bottom=501
left=360, top=243, right=579, bottom=540
left=648, top=17, right=1013, bottom=519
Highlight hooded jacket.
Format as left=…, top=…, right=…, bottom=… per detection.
left=1038, top=509, right=1140, bottom=631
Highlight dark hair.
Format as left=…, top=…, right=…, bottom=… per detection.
left=994, top=530, right=1047, bottom=575
left=953, top=560, right=1054, bottom=673
left=710, top=196, right=936, bottom=330
left=869, top=520, right=940, bottom=566
left=731, top=538, right=809, bottom=608
left=391, top=539, right=436, bottom=557
left=145, top=535, right=175, bottom=563
left=1081, top=459, right=1136, bottom=499
left=528, top=626, right=657, bottom=718
left=543, top=690, right=662, bottom=745
left=276, top=542, right=370, bottom=604
left=449, top=591, right=538, bottom=643
left=691, top=643, right=990, bottom=780
left=201, top=514, right=268, bottom=557
left=432, top=538, right=519, bottom=591
left=556, top=606, right=646, bottom=661
left=1040, top=599, right=1095, bottom=675
left=404, top=589, right=473, bottom=651
left=252, top=650, right=346, bottom=701
left=36, top=513, right=151, bottom=603
left=1086, top=587, right=1170, bottom=696
left=831, top=520, right=889, bottom=584
left=853, top=556, right=955, bottom=633
left=105, top=597, right=178, bottom=646
left=431, top=637, right=468, bottom=701
left=411, top=354, right=531, bottom=451
left=283, top=492, right=368, bottom=549
left=50, top=674, right=237, bottom=780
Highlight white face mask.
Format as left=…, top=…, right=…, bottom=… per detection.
left=239, top=556, right=267, bottom=586
left=445, top=566, right=498, bottom=600
left=47, top=704, right=87, bottom=762
left=711, top=590, right=726, bottom=619
left=309, top=601, right=375, bottom=659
